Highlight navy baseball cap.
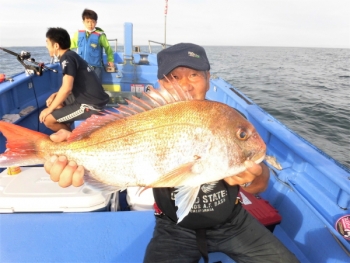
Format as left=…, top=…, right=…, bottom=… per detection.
left=157, top=43, right=210, bottom=79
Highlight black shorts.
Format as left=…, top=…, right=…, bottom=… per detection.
left=51, top=101, right=103, bottom=123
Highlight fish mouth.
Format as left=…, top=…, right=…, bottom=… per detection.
left=243, top=148, right=266, bottom=164
left=252, top=152, right=266, bottom=164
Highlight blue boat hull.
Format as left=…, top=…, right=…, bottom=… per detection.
left=0, top=23, right=349, bottom=263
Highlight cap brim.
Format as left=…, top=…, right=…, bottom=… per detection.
left=158, top=60, right=209, bottom=79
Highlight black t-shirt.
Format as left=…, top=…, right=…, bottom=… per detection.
left=153, top=181, right=239, bottom=229
left=60, top=50, right=109, bottom=107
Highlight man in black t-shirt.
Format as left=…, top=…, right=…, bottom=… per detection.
left=39, top=27, right=109, bottom=132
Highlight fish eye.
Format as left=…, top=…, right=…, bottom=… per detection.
left=236, top=128, right=250, bottom=140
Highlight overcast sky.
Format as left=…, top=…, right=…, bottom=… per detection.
left=0, top=0, right=349, bottom=48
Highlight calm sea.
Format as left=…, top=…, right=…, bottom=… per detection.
left=0, top=46, right=349, bottom=169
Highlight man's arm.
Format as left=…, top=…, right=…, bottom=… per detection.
left=39, top=75, right=74, bottom=123
left=99, top=33, right=114, bottom=65
left=70, top=31, right=79, bottom=50
left=48, top=75, right=73, bottom=110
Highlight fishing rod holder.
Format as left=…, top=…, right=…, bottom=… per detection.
left=0, top=47, right=57, bottom=76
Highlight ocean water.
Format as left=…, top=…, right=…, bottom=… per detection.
left=0, top=46, right=349, bottom=169
left=206, top=46, right=350, bottom=170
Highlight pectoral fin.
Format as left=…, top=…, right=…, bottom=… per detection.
left=149, top=157, right=203, bottom=187
left=174, top=185, right=201, bottom=223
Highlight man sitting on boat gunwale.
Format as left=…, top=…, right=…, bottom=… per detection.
left=39, top=27, right=109, bottom=132
left=44, top=43, right=299, bottom=263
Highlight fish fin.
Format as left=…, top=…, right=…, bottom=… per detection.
left=0, top=121, right=47, bottom=167
left=174, top=185, right=201, bottom=223
left=150, top=159, right=203, bottom=187
left=68, top=112, right=122, bottom=142
left=141, top=82, right=192, bottom=106
left=83, top=170, right=126, bottom=193
left=162, top=75, right=193, bottom=101
left=68, top=81, right=192, bottom=142
left=116, top=83, right=192, bottom=114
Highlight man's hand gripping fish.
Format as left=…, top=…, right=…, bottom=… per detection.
left=0, top=82, right=266, bottom=222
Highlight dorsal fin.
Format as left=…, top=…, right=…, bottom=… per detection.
left=67, top=112, right=121, bottom=142
left=68, top=81, right=192, bottom=142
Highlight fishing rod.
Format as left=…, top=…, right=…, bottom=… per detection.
left=0, top=47, right=57, bottom=76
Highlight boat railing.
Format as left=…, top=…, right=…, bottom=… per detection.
left=108, top=38, right=118, bottom=52
left=148, top=40, right=172, bottom=53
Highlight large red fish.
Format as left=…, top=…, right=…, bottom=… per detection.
left=0, top=85, right=266, bottom=222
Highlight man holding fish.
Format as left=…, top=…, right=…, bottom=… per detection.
left=43, top=43, right=299, bottom=262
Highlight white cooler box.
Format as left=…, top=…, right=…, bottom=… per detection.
left=0, top=167, right=117, bottom=213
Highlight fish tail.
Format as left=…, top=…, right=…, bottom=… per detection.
left=0, top=121, right=48, bottom=167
